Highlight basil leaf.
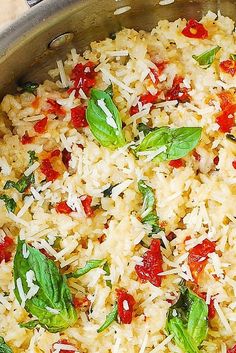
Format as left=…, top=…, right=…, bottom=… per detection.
left=104, top=84, right=113, bottom=98
left=28, top=151, right=38, bottom=166
left=86, top=88, right=126, bottom=149
left=67, top=259, right=106, bottom=279
left=97, top=303, right=118, bottom=333
left=137, top=123, right=154, bottom=136
left=192, top=46, right=221, bottom=68
left=138, top=180, right=162, bottom=235
left=102, top=184, right=118, bottom=198
left=0, top=195, right=16, bottom=213
left=135, top=127, right=202, bottom=162
left=4, top=174, right=34, bottom=193
left=20, top=82, right=39, bottom=93
left=0, top=337, right=13, bottom=353
left=226, top=134, right=236, bottom=143
left=19, top=320, right=39, bottom=329
left=13, top=239, right=77, bottom=333
left=230, top=54, right=236, bottom=61
left=103, top=262, right=112, bottom=288
left=166, top=285, right=208, bottom=353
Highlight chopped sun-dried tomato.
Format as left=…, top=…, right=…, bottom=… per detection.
left=34, top=117, right=48, bottom=134
left=51, top=339, right=77, bottom=353
left=218, top=91, right=235, bottom=110
left=213, top=156, right=219, bottom=165
left=47, top=99, right=66, bottom=117
left=165, top=75, right=190, bottom=103
left=62, top=149, right=71, bottom=169
left=116, top=289, right=136, bottom=324
left=21, top=132, right=34, bottom=145
left=68, top=61, right=97, bottom=97
left=193, top=150, right=201, bottom=161
left=196, top=291, right=216, bottom=320
left=71, top=106, right=88, bottom=128
left=51, top=149, right=61, bottom=158
left=166, top=232, right=177, bottom=241
left=39, top=248, right=54, bottom=260
left=0, top=235, right=14, bottom=263
left=227, top=344, right=236, bottom=353
left=220, top=60, right=236, bottom=77
left=40, top=158, right=60, bottom=182
left=31, top=96, right=40, bottom=109
left=73, top=296, right=91, bottom=311
left=129, top=92, right=159, bottom=116
left=149, top=61, right=167, bottom=84
left=232, top=160, right=236, bottom=169
left=81, top=195, right=94, bottom=217
left=169, top=158, right=185, bottom=168
left=188, top=239, right=216, bottom=282
left=135, top=239, right=163, bottom=287
left=55, top=201, right=73, bottom=214
left=182, top=19, right=208, bottom=39
left=216, top=105, right=236, bottom=133
left=129, top=105, right=139, bottom=116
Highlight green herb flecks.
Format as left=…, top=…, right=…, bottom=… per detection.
left=192, top=46, right=221, bottom=69
left=102, top=184, right=118, bottom=198
left=13, top=239, right=77, bottom=333
left=0, top=337, right=13, bottom=353
left=19, top=320, right=39, bottom=330
left=166, top=284, right=208, bottom=353
left=0, top=195, right=16, bottom=213
left=138, top=180, right=162, bottom=236
left=226, top=134, right=236, bottom=143
left=86, top=88, right=126, bottom=149
left=67, top=259, right=106, bottom=279
left=103, top=262, right=112, bottom=288
left=20, top=82, right=39, bottom=94
left=104, top=84, right=113, bottom=98
left=28, top=151, right=38, bottom=166
left=135, top=127, right=202, bottom=162
left=230, top=54, right=236, bottom=61
left=97, top=303, right=118, bottom=333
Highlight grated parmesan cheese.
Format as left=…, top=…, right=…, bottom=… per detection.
left=214, top=300, right=232, bottom=334
left=149, top=334, right=174, bottom=353
left=111, top=180, right=133, bottom=200
left=0, top=157, right=12, bottom=176
left=97, top=99, right=117, bottom=129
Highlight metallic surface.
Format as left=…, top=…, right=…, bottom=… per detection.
left=0, top=0, right=236, bottom=98
left=26, top=0, right=44, bottom=7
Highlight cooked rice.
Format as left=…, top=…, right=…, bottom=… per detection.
left=0, top=11, right=236, bottom=353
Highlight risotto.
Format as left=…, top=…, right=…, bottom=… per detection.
left=0, top=10, right=236, bottom=353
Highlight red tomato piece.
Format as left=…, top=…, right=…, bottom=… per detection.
left=73, top=296, right=91, bottom=310
left=21, top=132, right=34, bottom=145
left=39, top=248, right=54, bottom=259
left=34, top=117, right=48, bottom=134
left=0, top=235, right=14, bottom=263
left=232, top=160, right=236, bottom=169
left=169, top=159, right=185, bottom=168
left=40, top=158, right=60, bottom=181
left=116, top=289, right=136, bottom=324
left=47, top=99, right=66, bottom=117
left=129, top=105, right=139, bottom=116
left=182, top=19, right=208, bottom=39
left=51, top=339, right=77, bottom=353
left=193, top=150, right=201, bottom=161
left=69, top=61, right=97, bottom=97
left=62, top=149, right=71, bottom=169
left=51, top=149, right=61, bottom=158
left=216, top=108, right=236, bottom=133
left=55, top=201, right=73, bottom=214
left=129, top=92, right=159, bottom=116
left=150, top=61, right=167, bottom=83
left=227, top=344, right=236, bottom=353
left=196, top=291, right=216, bottom=320
left=135, top=239, right=163, bottom=287
left=71, top=106, right=88, bottom=128
left=213, top=156, right=219, bottom=165
left=81, top=195, right=94, bottom=217
left=218, top=91, right=235, bottom=110
left=188, top=239, right=216, bottom=282
left=165, top=75, right=190, bottom=103
left=220, top=60, right=236, bottom=77
left=31, top=96, right=40, bottom=109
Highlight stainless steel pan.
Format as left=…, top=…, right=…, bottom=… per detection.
left=0, top=0, right=235, bottom=99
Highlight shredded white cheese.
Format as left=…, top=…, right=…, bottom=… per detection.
left=111, top=180, right=133, bottom=200
left=0, top=157, right=12, bottom=175
left=149, top=334, right=174, bottom=353
left=214, top=300, right=232, bottom=334
left=97, top=99, right=117, bottom=129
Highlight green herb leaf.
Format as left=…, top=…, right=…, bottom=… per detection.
left=137, top=123, right=154, bottom=136
left=19, top=320, right=39, bottom=330
left=0, top=195, right=16, bottom=213
left=97, top=303, right=118, bottom=333
left=226, top=134, right=236, bottom=143
left=102, top=184, right=118, bottom=198
left=104, top=84, right=113, bottom=98
left=135, top=127, right=202, bottom=162
left=138, top=180, right=162, bottom=235
left=103, top=262, right=112, bottom=288
left=28, top=151, right=38, bottom=166
left=166, top=285, right=208, bottom=353
left=67, top=259, right=106, bottom=279
left=13, top=239, right=78, bottom=333
left=192, top=46, right=221, bottom=69
left=86, top=88, right=126, bottom=149
left=230, top=54, right=236, bottom=61
left=0, top=337, right=13, bottom=353
left=20, top=82, right=39, bottom=93
left=4, top=174, right=34, bottom=193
